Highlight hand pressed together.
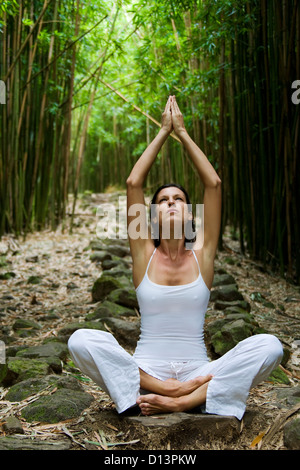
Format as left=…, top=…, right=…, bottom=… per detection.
left=161, top=95, right=186, bottom=137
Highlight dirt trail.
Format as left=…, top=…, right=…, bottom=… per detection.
left=1, top=191, right=299, bottom=450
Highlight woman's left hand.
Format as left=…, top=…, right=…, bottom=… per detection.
left=171, top=96, right=186, bottom=136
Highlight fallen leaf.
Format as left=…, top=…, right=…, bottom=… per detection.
left=250, top=431, right=266, bottom=449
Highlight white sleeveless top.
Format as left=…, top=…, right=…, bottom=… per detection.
left=134, top=248, right=211, bottom=362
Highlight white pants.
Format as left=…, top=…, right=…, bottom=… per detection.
left=68, top=330, right=283, bottom=420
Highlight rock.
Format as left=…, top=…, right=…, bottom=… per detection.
left=5, top=375, right=84, bottom=402
left=0, top=272, right=16, bottom=280
left=91, top=275, right=123, bottom=302
left=126, top=412, right=241, bottom=444
left=224, top=312, right=259, bottom=329
left=102, top=258, right=130, bottom=271
left=206, top=318, right=227, bottom=337
left=207, top=319, right=254, bottom=356
left=0, top=357, right=51, bottom=386
left=88, top=240, right=130, bottom=258
left=86, top=300, right=136, bottom=321
left=214, top=299, right=251, bottom=312
left=0, top=435, right=71, bottom=450
left=14, top=342, right=69, bottom=374
left=107, top=288, right=139, bottom=309
left=284, top=417, right=300, bottom=449
left=2, top=415, right=24, bottom=435
left=27, top=275, right=43, bottom=284
left=104, top=317, right=140, bottom=347
left=21, top=388, right=94, bottom=424
left=90, top=251, right=112, bottom=262
left=275, top=385, right=300, bottom=407
left=210, top=285, right=244, bottom=302
left=223, top=306, right=251, bottom=315
left=212, top=273, right=237, bottom=287
left=12, top=318, right=41, bottom=331
left=87, top=240, right=106, bottom=251
left=268, top=366, right=290, bottom=385
left=105, top=244, right=131, bottom=257
left=58, top=320, right=106, bottom=341
left=15, top=341, right=69, bottom=362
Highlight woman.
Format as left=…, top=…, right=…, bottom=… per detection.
left=68, top=96, right=283, bottom=419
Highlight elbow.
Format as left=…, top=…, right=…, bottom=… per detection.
left=126, top=176, right=136, bottom=187
left=216, top=176, right=222, bottom=187
left=126, top=176, right=142, bottom=189
left=210, top=176, right=222, bottom=189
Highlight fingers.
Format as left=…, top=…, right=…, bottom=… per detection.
left=171, top=95, right=181, bottom=114
left=164, top=95, right=172, bottom=113
left=163, top=95, right=181, bottom=113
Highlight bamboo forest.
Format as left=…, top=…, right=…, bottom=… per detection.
left=0, top=0, right=300, bottom=452
left=1, top=0, right=299, bottom=281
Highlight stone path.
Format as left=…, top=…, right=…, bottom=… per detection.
left=0, top=191, right=299, bottom=450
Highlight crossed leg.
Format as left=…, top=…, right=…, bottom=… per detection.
left=137, top=369, right=212, bottom=416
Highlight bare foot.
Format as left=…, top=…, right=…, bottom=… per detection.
left=136, top=393, right=182, bottom=415
left=137, top=381, right=210, bottom=416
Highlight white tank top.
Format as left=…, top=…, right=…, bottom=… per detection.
left=134, top=248, right=211, bottom=362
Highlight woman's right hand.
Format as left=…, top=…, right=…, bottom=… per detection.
left=161, top=96, right=173, bottom=134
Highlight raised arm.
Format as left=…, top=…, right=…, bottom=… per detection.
left=126, top=97, right=173, bottom=274
left=171, top=96, right=222, bottom=259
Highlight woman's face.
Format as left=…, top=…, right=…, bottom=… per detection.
left=152, top=187, right=192, bottom=239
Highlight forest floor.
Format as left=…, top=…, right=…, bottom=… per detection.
left=0, top=190, right=300, bottom=452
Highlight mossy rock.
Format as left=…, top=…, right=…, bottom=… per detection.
left=5, top=375, right=84, bottom=402
left=90, top=251, right=112, bottom=262
left=210, top=285, right=244, bottom=303
left=0, top=357, right=50, bottom=386
left=15, top=342, right=69, bottom=361
left=58, top=320, right=106, bottom=339
left=107, top=288, right=139, bottom=309
left=86, top=300, right=135, bottom=321
left=27, top=275, right=43, bottom=284
left=91, top=275, right=123, bottom=302
left=284, top=418, right=300, bottom=450
left=0, top=272, right=16, bottom=280
left=214, top=299, right=251, bottom=312
left=212, top=273, right=236, bottom=287
left=12, top=318, right=41, bottom=331
left=21, top=388, right=94, bottom=423
left=209, top=319, right=254, bottom=356
left=268, top=366, right=290, bottom=385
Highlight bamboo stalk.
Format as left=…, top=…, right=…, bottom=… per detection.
left=3, top=0, right=52, bottom=81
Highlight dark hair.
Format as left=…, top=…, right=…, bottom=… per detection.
left=150, top=183, right=196, bottom=248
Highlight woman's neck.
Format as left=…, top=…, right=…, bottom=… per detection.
left=158, top=237, right=186, bottom=260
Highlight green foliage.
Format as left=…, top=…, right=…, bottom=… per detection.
left=0, top=0, right=299, bottom=281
